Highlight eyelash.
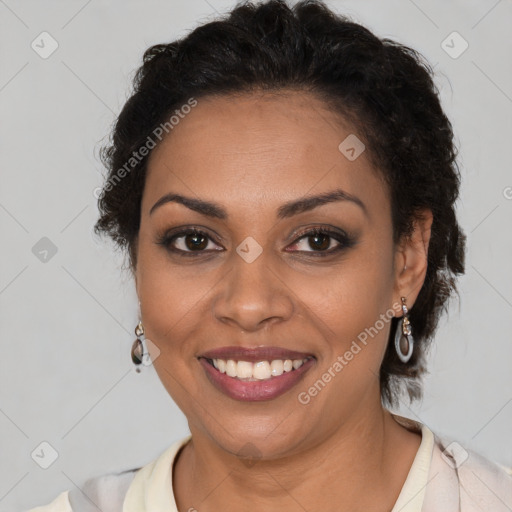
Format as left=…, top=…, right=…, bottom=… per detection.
left=156, top=225, right=355, bottom=258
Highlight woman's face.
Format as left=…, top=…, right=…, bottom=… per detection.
left=135, top=90, right=426, bottom=458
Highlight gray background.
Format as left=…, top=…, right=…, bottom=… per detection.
left=0, top=0, right=511, bottom=510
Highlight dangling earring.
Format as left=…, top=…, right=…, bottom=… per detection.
left=395, top=297, right=414, bottom=363
left=131, top=321, right=145, bottom=373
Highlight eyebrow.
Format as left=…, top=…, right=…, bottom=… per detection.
left=149, top=188, right=367, bottom=219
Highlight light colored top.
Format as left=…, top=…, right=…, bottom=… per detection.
left=26, top=414, right=512, bottom=512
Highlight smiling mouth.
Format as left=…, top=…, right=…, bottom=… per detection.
left=198, top=352, right=316, bottom=402
left=202, top=357, right=314, bottom=381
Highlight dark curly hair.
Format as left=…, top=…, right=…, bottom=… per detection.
left=94, top=0, right=466, bottom=407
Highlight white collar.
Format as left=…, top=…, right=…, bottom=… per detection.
left=391, top=414, right=435, bottom=511
left=123, top=415, right=434, bottom=512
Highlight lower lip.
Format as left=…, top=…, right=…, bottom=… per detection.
left=199, top=358, right=316, bottom=402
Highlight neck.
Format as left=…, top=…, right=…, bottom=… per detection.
left=173, top=405, right=421, bottom=512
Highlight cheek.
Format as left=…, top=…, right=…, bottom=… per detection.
left=293, top=284, right=394, bottom=420
left=292, top=241, right=395, bottom=392
left=300, top=244, right=394, bottom=339
left=135, top=232, right=207, bottom=361
left=136, top=241, right=210, bottom=412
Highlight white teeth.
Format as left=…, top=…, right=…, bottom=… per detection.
left=236, top=361, right=253, bottom=379
left=217, top=359, right=226, bottom=374
left=211, top=357, right=309, bottom=380
left=270, top=359, right=284, bottom=376
left=292, top=359, right=303, bottom=370
left=253, top=361, right=271, bottom=380
left=226, top=359, right=237, bottom=378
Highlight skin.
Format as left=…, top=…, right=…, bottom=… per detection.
left=134, top=90, right=433, bottom=512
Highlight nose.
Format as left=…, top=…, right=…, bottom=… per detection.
left=212, top=248, right=294, bottom=333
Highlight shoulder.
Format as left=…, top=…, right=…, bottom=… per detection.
left=24, top=436, right=192, bottom=512
left=427, top=431, right=512, bottom=511
left=24, top=467, right=139, bottom=512
left=25, top=490, right=72, bottom=512
left=69, top=467, right=140, bottom=511
left=391, top=414, right=512, bottom=511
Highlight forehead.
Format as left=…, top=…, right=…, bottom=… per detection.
left=143, top=90, right=388, bottom=222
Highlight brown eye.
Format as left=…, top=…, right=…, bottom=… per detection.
left=288, top=228, right=347, bottom=253
left=307, top=232, right=331, bottom=251
left=183, top=232, right=209, bottom=251
left=157, top=228, right=223, bottom=256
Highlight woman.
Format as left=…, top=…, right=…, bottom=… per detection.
left=28, top=0, right=511, bottom=511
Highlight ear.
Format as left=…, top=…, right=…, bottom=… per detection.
left=392, top=208, right=433, bottom=314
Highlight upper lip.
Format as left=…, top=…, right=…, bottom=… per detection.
left=199, top=346, right=315, bottom=363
